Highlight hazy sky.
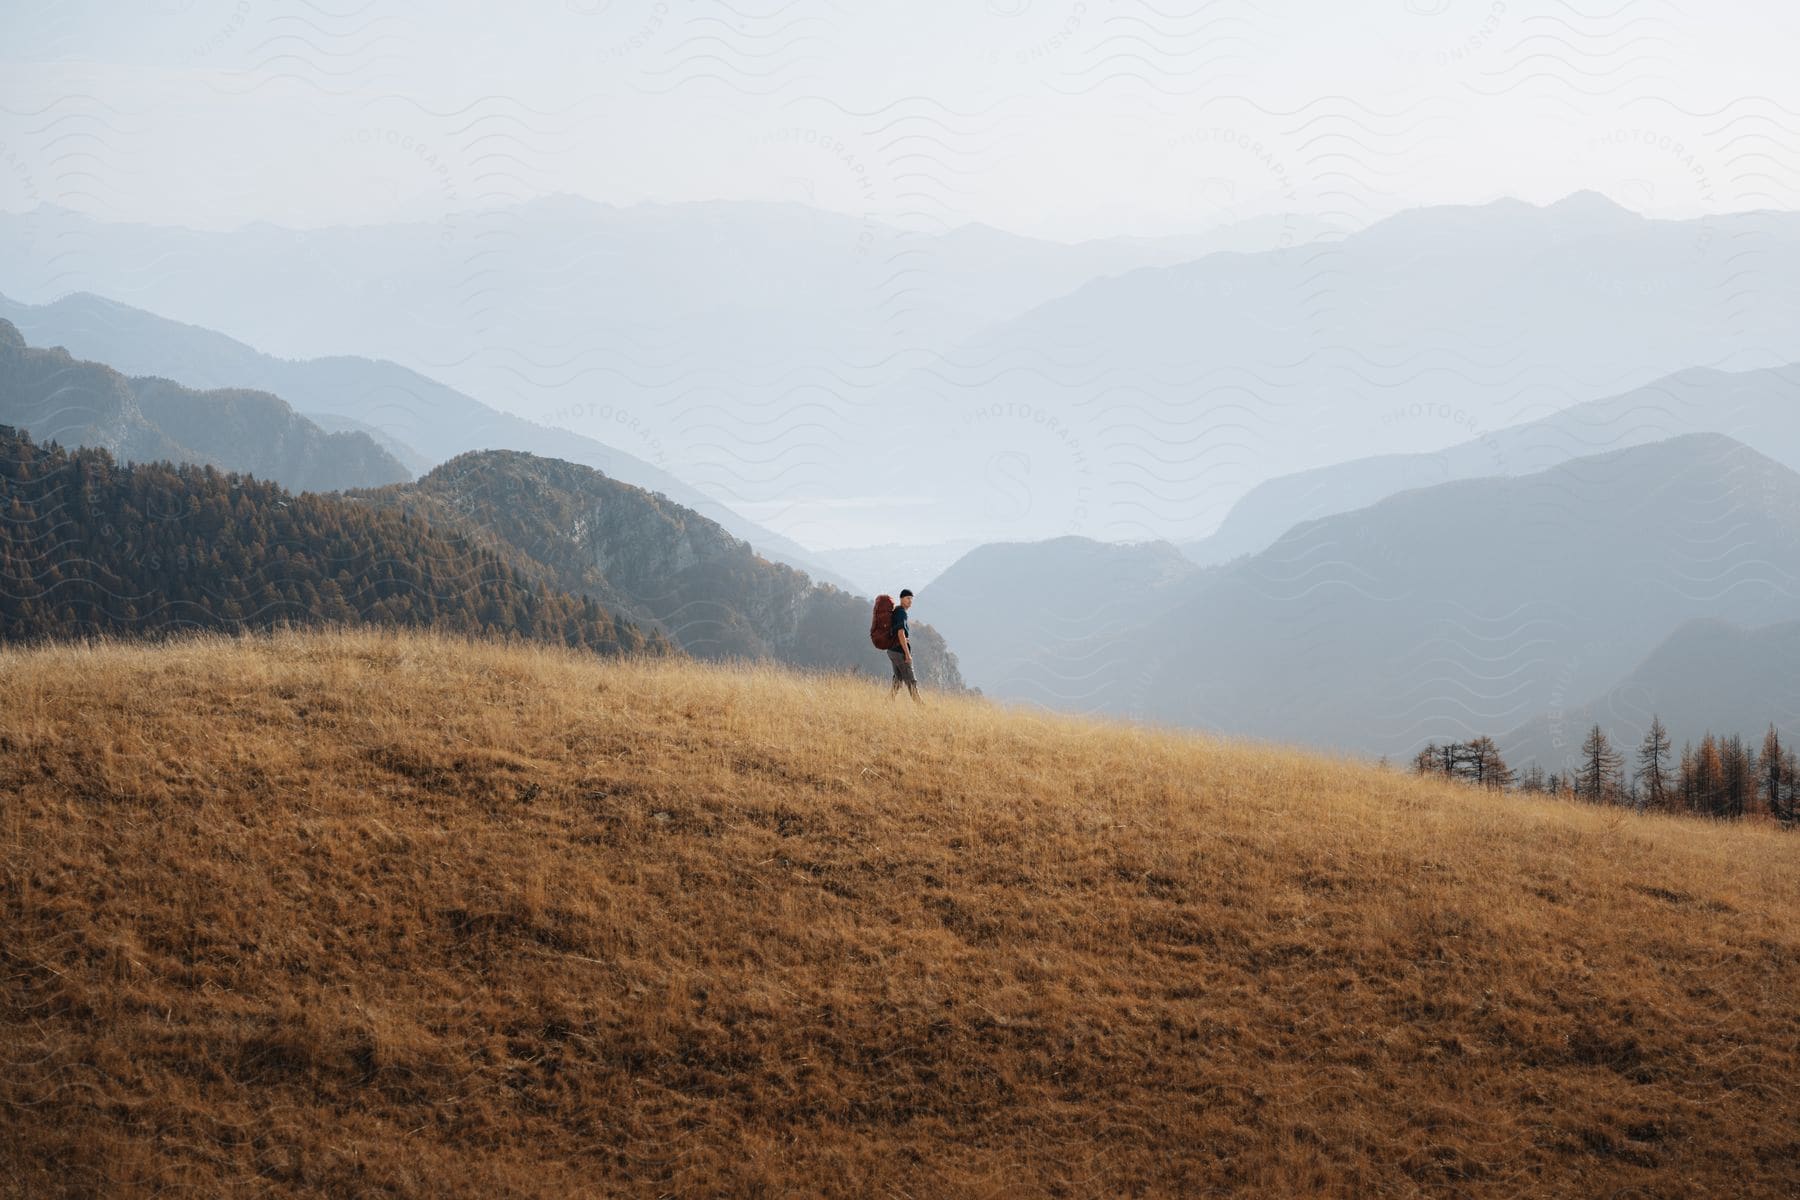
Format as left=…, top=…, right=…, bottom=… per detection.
left=6, top=0, right=1800, bottom=241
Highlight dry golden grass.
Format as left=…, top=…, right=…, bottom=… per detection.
left=2, top=628, right=1797, bottom=1198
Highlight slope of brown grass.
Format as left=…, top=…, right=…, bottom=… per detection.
left=2, top=629, right=1797, bottom=1198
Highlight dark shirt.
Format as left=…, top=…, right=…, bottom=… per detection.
left=890, top=604, right=909, bottom=651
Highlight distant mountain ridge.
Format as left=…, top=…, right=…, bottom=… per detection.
left=0, top=319, right=409, bottom=493
left=889, top=196, right=1800, bottom=544
left=1499, top=617, right=1800, bottom=773
left=1184, top=359, right=1800, bottom=567
left=0, top=292, right=857, bottom=589
left=1115, top=432, right=1800, bottom=758
left=13, top=194, right=1800, bottom=548
left=0, top=199, right=1342, bottom=548
left=927, top=434, right=1800, bottom=760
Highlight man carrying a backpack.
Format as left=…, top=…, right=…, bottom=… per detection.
left=887, top=588, right=922, bottom=704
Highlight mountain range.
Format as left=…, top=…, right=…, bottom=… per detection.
left=0, top=292, right=857, bottom=590
left=14, top=194, right=1800, bottom=764
left=932, top=433, right=1800, bottom=763
left=0, top=319, right=408, bottom=493
left=1186, top=359, right=1800, bottom=567
left=0, top=328, right=966, bottom=689
left=28, top=194, right=1795, bottom=548
left=891, top=194, right=1800, bottom=545
left=0, top=199, right=1335, bottom=549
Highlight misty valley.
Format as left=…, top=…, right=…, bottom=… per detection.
left=4, top=5, right=1799, bottom=1197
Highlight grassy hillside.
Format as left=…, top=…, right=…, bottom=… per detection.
left=3, top=630, right=1797, bottom=1198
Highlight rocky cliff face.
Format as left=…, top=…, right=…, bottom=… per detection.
left=353, top=450, right=967, bottom=691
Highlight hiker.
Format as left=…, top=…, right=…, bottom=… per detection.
left=873, top=588, right=923, bottom=704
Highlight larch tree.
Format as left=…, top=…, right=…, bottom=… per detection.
left=1780, top=748, right=1800, bottom=825
left=1721, top=734, right=1752, bottom=820
left=1760, top=726, right=1784, bottom=818
left=1577, top=724, right=1624, bottom=804
left=1636, top=715, right=1671, bottom=810
left=1435, top=741, right=1462, bottom=779
left=1692, top=734, right=1725, bottom=818
left=1676, top=741, right=1695, bottom=814
left=1411, top=744, right=1437, bottom=775
left=1462, top=735, right=1515, bottom=791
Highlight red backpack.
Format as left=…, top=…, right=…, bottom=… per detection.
left=870, top=594, right=898, bottom=650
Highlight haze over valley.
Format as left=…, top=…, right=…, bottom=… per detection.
left=6, top=3, right=1800, bottom=1195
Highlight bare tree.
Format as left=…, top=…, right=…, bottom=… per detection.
left=1691, top=734, right=1725, bottom=818
left=1412, top=743, right=1438, bottom=775
left=1760, top=726, right=1784, bottom=818
left=1676, top=741, right=1695, bottom=813
left=1436, top=741, right=1462, bottom=779
left=1577, top=724, right=1624, bottom=803
left=1721, top=734, right=1753, bottom=819
left=1635, top=715, right=1671, bottom=810
left=1461, top=735, right=1515, bottom=791
left=1780, top=748, right=1800, bottom=825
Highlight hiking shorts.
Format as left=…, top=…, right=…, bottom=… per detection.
left=888, top=649, right=917, bottom=684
